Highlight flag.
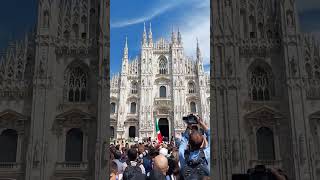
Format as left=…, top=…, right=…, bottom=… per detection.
left=155, top=117, right=163, bottom=144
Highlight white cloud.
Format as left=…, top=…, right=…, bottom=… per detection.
left=178, top=9, right=210, bottom=65
left=111, top=1, right=182, bottom=28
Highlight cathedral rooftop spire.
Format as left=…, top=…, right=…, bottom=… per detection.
left=122, top=36, right=129, bottom=74
left=171, top=26, right=177, bottom=44
left=196, top=38, right=201, bottom=60
left=148, top=22, right=153, bottom=45
left=178, top=27, right=182, bottom=45
left=142, top=22, right=147, bottom=45
left=124, top=36, right=128, bottom=58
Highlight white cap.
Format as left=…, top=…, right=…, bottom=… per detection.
left=159, top=148, right=168, bottom=156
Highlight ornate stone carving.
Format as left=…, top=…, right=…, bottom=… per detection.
left=290, top=57, right=297, bottom=76
left=299, top=134, right=306, bottom=165
left=54, top=109, right=93, bottom=136
left=33, top=140, right=40, bottom=167
left=225, top=56, right=233, bottom=77
left=232, top=139, right=239, bottom=166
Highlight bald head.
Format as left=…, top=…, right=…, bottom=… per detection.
left=153, top=155, right=169, bottom=175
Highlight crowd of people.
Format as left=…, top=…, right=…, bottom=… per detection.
left=109, top=115, right=288, bottom=180
left=109, top=116, right=210, bottom=180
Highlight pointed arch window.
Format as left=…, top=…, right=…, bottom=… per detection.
left=131, top=82, right=138, bottom=94
left=188, top=82, right=196, bottom=94
left=111, top=102, right=116, bottom=114
left=130, top=102, right=136, bottom=114
left=256, top=127, right=275, bottom=160
left=0, top=129, right=18, bottom=162
left=249, top=15, right=256, bottom=39
left=66, top=65, right=89, bottom=103
left=65, top=128, right=83, bottom=162
left=249, top=65, right=274, bottom=101
left=160, top=86, right=166, bottom=98
left=159, top=58, right=167, bottom=74
left=43, top=10, right=50, bottom=28
left=190, top=102, right=197, bottom=113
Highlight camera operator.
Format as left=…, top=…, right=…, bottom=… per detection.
left=179, top=115, right=210, bottom=179
left=138, top=144, right=152, bottom=175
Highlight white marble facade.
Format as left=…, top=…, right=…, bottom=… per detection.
left=110, top=24, right=210, bottom=140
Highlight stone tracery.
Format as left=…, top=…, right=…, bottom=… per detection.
left=64, top=62, right=89, bottom=103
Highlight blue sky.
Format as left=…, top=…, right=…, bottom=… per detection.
left=110, top=0, right=210, bottom=75
left=0, top=0, right=37, bottom=50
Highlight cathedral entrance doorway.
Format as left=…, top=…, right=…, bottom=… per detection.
left=159, top=118, right=169, bottom=140
left=129, top=126, right=136, bottom=138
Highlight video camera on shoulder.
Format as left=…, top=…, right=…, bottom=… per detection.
left=232, top=165, right=277, bottom=180
left=182, top=114, right=198, bottom=125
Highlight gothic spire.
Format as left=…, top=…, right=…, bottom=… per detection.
left=196, top=38, right=201, bottom=60
left=122, top=36, right=129, bottom=74
left=124, top=36, right=128, bottom=57
left=178, top=27, right=182, bottom=45
left=171, top=26, right=177, bottom=44
left=142, top=22, right=147, bottom=45
left=148, top=22, right=153, bottom=45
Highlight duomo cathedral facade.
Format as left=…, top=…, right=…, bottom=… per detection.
left=110, top=24, right=210, bottom=140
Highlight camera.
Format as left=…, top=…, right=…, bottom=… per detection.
left=182, top=114, right=198, bottom=124
left=232, top=165, right=277, bottom=180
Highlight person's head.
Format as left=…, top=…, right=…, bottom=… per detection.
left=138, top=144, right=145, bottom=154
left=153, top=155, right=169, bottom=176
left=149, top=147, right=159, bottom=159
left=127, top=148, right=138, bottom=161
left=159, top=148, right=168, bottom=156
left=113, top=150, right=122, bottom=160
left=115, top=144, right=120, bottom=150
left=171, top=150, right=179, bottom=162
left=189, top=130, right=204, bottom=151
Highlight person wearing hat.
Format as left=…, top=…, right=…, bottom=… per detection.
left=159, top=148, right=168, bottom=157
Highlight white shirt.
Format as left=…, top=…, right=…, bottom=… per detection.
left=113, top=159, right=125, bottom=174
left=117, top=173, right=123, bottom=180
left=123, top=161, right=146, bottom=174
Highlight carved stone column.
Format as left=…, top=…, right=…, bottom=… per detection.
left=16, top=132, right=23, bottom=163
left=83, top=132, right=88, bottom=162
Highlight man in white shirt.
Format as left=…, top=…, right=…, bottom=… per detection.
left=122, top=148, right=146, bottom=174
left=112, top=150, right=125, bottom=174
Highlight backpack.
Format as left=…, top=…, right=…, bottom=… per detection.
left=182, top=149, right=209, bottom=180
left=123, top=162, right=145, bottom=180
left=142, top=156, right=152, bottom=174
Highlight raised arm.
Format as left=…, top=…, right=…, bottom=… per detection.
left=179, top=127, right=191, bottom=168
